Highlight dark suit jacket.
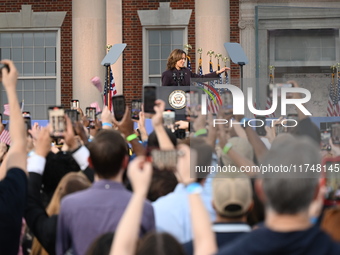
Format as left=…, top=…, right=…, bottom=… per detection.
left=161, top=67, right=219, bottom=86
left=25, top=172, right=58, bottom=255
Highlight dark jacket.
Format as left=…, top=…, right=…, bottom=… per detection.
left=161, top=67, right=219, bottom=86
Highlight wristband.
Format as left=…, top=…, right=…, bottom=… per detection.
left=185, top=182, right=203, bottom=194
left=194, top=128, right=207, bottom=137
left=223, top=142, right=233, bottom=154
left=239, top=118, right=249, bottom=129
left=126, top=133, right=138, bottom=142
left=102, top=122, right=113, bottom=128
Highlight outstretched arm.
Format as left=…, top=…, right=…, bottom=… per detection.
left=1, top=60, right=27, bottom=173
left=110, top=156, right=152, bottom=255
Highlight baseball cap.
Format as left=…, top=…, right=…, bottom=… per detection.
left=212, top=176, right=253, bottom=217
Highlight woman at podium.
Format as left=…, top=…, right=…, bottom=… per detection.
left=161, top=49, right=229, bottom=86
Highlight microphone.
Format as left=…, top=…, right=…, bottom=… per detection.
left=179, top=72, right=184, bottom=86
left=172, top=72, right=177, bottom=82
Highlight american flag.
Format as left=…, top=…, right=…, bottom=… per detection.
left=187, top=55, right=192, bottom=71
left=327, top=69, right=340, bottom=117
left=103, top=66, right=117, bottom=111
left=0, top=123, right=11, bottom=145
left=3, top=100, right=24, bottom=116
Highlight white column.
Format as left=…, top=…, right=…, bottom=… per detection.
left=195, top=0, right=230, bottom=74
left=107, top=0, right=123, bottom=94
left=72, top=0, right=106, bottom=109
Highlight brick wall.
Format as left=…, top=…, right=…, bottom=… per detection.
left=122, top=0, right=195, bottom=103
left=0, top=0, right=72, bottom=107
left=229, top=0, right=240, bottom=86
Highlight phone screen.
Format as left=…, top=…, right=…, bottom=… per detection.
left=143, top=86, right=156, bottom=113
left=151, top=149, right=178, bottom=170
left=256, top=116, right=267, bottom=136
left=186, top=91, right=199, bottom=117
left=112, top=95, right=126, bottom=121
left=22, top=111, right=31, bottom=131
left=323, top=158, right=340, bottom=201
left=163, top=110, right=175, bottom=128
left=70, top=100, right=79, bottom=110
left=48, top=106, right=65, bottom=138
left=86, top=107, right=96, bottom=122
left=221, top=91, right=233, bottom=109
left=131, top=100, right=142, bottom=120
left=321, top=130, right=331, bottom=151
left=65, top=109, right=79, bottom=123
left=331, top=123, right=340, bottom=144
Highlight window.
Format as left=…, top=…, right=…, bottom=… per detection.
left=147, top=29, right=185, bottom=85
left=0, top=31, right=58, bottom=119
left=269, top=29, right=339, bottom=68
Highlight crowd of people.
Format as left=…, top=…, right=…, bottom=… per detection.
left=1, top=58, right=340, bottom=255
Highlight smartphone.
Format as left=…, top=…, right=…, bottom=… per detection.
left=275, top=124, right=286, bottom=136
left=267, top=83, right=293, bottom=97
left=151, top=149, right=178, bottom=170
left=0, top=64, right=9, bottom=77
left=331, top=123, right=340, bottom=145
left=163, top=109, right=175, bottom=128
left=48, top=106, right=65, bottom=138
left=22, top=111, right=32, bottom=130
left=185, top=90, right=199, bottom=117
left=323, top=157, right=340, bottom=201
left=143, top=85, right=156, bottom=113
left=220, top=90, right=233, bottom=109
left=86, top=107, right=96, bottom=122
left=131, top=99, right=142, bottom=120
left=70, top=99, right=79, bottom=110
left=0, top=113, right=2, bottom=123
left=256, top=116, right=267, bottom=136
left=65, top=109, right=79, bottom=123
left=321, top=130, right=331, bottom=151
left=112, top=95, right=126, bottom=121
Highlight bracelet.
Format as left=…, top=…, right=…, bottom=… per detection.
left=223, top=142, right=233, bottom=154
left=102, top=122, right=113, bottom=128
left=126, top=133, right=138, bottom=142
left=194, top=128, right=207, bottom=137
left=185, top=182, right=203, bottom=194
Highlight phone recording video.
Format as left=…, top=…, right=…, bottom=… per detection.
left=65, top=109, right=79, bottom=123
left=151, top=149, right=178, bottom=170
left=321, top=130, right=331, bottom=151
left=163, top=109, right=175, bottom=129
left=22, top=111, right=32, bottom=131
left=70, top=99, right=79, bottom=110
left=86, top=107, right=97, bottom=129
left=48, top=106, right=65, bottom=138
left=143, top=85, right=156, bottom=114
left=256, top=116, right=267, bottom=136
left=323, top=157, right=340, bottom=203
left=267, top=83, right=293, bottom=97
left=331, top=123, right=340, bottom=145
left=131, top=99, right=142, bottom=120
left=112, top=95, right=126, bottom=121
left=220, top=90, right=233, bottom=110
left=185, top=90, right=199, bottom=118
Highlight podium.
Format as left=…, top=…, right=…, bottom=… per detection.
left=156, top=85, right=203, bottom=120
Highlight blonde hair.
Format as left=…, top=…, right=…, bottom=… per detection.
left=166, top=49, right=186, bottom=70
left=30, top=172, right=91, bottom=255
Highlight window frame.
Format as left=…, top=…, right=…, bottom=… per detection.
left=142, top=25, right=188, bottom=84
left=0, top=28, right=61, bottom=119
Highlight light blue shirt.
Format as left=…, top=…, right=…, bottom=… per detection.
left=152, top=182, right=215, bottom=244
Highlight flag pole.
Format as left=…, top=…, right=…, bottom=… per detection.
left=104, top=44, right=112, bottom=107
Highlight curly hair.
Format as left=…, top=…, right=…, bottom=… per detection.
left=166, top=49, right=186, bottom=70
